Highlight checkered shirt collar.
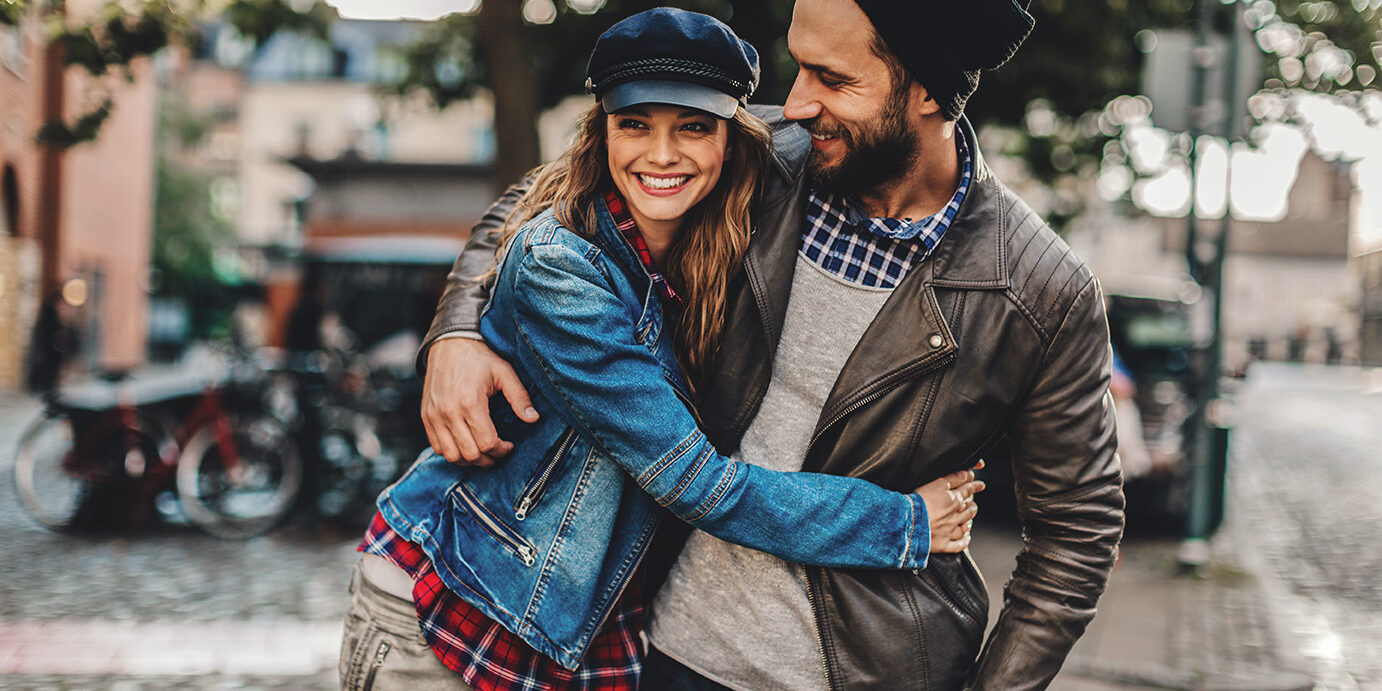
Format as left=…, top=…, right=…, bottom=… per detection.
left=800, top=130, right=972, bottom=289
left=604, top=190, right=682, bottom=307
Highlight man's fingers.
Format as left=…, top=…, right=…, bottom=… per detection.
left=448, top=422, right=484, bottom=465
left=495, top=362, right=539, bottom=423
left=422, top=415, right=461, bottom=463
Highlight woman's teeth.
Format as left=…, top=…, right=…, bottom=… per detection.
left=639, top=174, right=689, bottom=189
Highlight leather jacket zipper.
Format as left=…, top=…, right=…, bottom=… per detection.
left=453, top=482, right=537, bottom=566
left=803, top=351, right=956, bottom=463
left=514, top=427, right=577, bottom=521
left=803, top=566, right=841, bottom=691
left=914, top=567, right=980, bottom=627
left=799, top=352, right=955, bottom=689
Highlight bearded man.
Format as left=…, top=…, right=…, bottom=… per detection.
left=416, top=0, right=1124, bottom=688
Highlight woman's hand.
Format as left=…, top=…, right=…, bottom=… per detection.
left=915, top=461, right=985, bottom=553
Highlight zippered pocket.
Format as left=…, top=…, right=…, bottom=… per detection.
left=914, top=556, right=984, bottom=626
left=452, top=481, right=538, bottom=566
left=514, top=427, right=576, bottom=521
left=360, top=640, right=389, bottom=691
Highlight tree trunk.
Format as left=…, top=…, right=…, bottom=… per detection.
left=477, top=0, right=541, bottom=192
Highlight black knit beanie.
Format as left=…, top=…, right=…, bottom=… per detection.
left=852, top=0, right=1035, bottom=120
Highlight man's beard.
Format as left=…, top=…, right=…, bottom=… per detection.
left=804, top=95, right=918, bottom=198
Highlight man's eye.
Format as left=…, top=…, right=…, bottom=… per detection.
left=820, top=76, right=845, bottom=88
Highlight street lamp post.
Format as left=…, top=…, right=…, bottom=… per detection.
left=1179, top=0, right=1244, bottom=569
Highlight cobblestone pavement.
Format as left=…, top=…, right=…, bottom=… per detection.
left=3, top=362, right=1381, bottom=689
left=0, top=391, right=360, bottom=689
left=1226, top=362, right=1382, bottom=689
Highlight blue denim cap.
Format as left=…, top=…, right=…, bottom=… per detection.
left=586, top=8, right=759, bottom=120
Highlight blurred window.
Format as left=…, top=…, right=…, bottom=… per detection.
left=1, top=22, right=27, bottom=77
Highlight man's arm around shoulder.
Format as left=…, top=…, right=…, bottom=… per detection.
left=418, top=179, right=539, bottom=466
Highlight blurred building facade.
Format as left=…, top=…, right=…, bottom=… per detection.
left=179, top=19, right=591, bottom=351
left=1, top=2, right=155, bottom=391
left=1361, top=249, right=1382, bottom=366
left=1070, top=150, right=1359, bottom=373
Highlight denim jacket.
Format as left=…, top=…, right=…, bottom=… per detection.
left=377, top=199, right=931, bottom=670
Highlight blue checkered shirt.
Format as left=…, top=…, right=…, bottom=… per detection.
left=800, top=131, right=972, bottom=288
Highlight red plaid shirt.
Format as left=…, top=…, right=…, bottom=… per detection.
left=604, top=190, right=682, bottom=307
left=358, top=513, right=644, bottom=691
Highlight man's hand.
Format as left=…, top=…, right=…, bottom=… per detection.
left=915, top=461, right=985, bottom=553
left=421, top=337, right=539, bottom=467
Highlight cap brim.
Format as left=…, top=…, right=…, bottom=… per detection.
left=600, top=80, right=739, bottom=119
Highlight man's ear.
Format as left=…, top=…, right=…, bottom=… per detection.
left=912, top=81, right=941, bottom=117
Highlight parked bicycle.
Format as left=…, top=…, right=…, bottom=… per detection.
left=13, top=384, right=174, bottom=531
left=12, top=350, right=303, bottom=539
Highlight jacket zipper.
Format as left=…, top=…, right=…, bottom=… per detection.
left=514, top=427, right=577, bottom=521
left=799, top=352, right=956, bottom=689
left=803, top=566, right=841, bottom=691
left=360, top=640, right=389, bottom=691
left=913, top=567, right=980, bottom=627
left=453, top=482, right=537, bottom=566
left=802, top=352, right=955, bottom=463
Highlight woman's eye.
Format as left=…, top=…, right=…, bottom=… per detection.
left=681, top=121, right=712, bottom=133
left=618, top=118, right=647, bottom=130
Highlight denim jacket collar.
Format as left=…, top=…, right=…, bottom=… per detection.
left=587, top=197, right=681, bottom=387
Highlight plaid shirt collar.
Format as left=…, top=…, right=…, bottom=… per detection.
left=800, top=129, right=973, bottom=288
left=604, top=190, right=682, bottom=307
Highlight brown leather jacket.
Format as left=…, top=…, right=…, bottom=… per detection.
left=421, top=106, right=1124, bottom=690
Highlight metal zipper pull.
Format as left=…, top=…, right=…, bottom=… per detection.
left=515, top=496, right=535, bottom=521
left=519, top=545, right=536, bottom=566
left=361, top=640, right=390, bottom=691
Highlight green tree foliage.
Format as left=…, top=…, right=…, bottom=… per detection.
left=10, top=0, right=1379, bottom=215
left=6, top=0, right=329, bottom=148
left=152, top=99, right=237, bottom=334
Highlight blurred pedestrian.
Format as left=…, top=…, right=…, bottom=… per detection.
left=26, top=292, right=70, bottom=393
left=420, top=0, right=1123, bottom=687
left=1111, top=346, right=1153, bottom=479
left=339, top=9, right=983, bottom=690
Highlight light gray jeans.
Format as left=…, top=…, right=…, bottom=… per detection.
left=339, top=556, right=473, bottom=690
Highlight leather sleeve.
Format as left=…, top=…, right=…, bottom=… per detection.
left=415, top=179, right=530, bottom=376
left=970, top=276, right=1126, bottom=690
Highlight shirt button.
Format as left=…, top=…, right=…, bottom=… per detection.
left=929, top=334, right=945, bottom=348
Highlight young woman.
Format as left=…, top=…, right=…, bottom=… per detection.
left=340, top=9, right=983, bottom=690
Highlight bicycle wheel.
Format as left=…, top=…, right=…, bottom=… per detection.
left=13, top=409, right=171, bottom=531
left=176, top=413, right=302, bottom=539
left=13, top=412, right=88, bottom=530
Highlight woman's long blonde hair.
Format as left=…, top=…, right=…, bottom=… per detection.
left=495, top=103, right=772, bottom=385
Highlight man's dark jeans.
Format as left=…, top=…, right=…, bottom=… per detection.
left=643, top=648, right=733, bottom=691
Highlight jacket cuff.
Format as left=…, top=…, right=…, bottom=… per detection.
left=904, top=493, right=931, bottom=569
